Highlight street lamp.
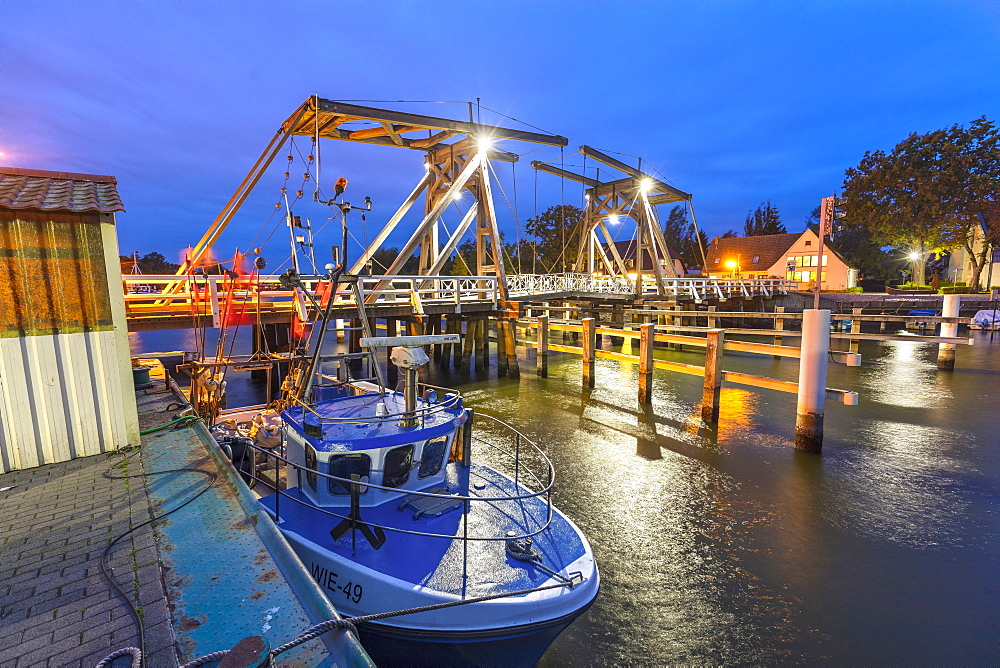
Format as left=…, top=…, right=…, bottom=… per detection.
left=725, top=254, right=741, bottom=279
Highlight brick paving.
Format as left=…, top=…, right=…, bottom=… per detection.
left=0, top=451, right=177, bottom=667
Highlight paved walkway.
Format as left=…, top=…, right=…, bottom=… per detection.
left=0, top=441, right=176, bottom=666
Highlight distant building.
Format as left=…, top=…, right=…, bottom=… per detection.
left=704, top=229, right=857, bottom=290
left=598, top=240, right=686, bottom=277
left=945, top=221, right=1000, bottom=289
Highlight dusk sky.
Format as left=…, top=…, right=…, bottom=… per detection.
left=3, top=1, right=998, bottom=271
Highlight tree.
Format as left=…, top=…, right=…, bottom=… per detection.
left=842, top=116, right=1000, bottom=288
left=523, top=204, right=585, bottom=273
left=132, top=251, right=180, bottom=274
left=657, top=205, right=708, bottom=270
left=743, top=201, right=786, bottom=236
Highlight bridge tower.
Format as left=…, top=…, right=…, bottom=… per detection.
left=179, top=97, right=568, bottom=302
left=532, top=147, right=701, bottom=296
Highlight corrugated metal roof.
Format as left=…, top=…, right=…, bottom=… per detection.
left=0, top=166, right=125, bottom=213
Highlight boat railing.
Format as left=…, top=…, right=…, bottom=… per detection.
left=237, top=411, right=555, bottom=545
left=296, top=382, right=465, bottom=428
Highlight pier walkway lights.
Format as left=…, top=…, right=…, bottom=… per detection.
left=639, top=178, right=654, bottom=194
left=607, top=214, right=621, bottom=225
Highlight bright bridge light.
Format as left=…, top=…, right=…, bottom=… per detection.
left=476, top=136, right=494, bottom=153
left=639, top=178, right=653, bottom=194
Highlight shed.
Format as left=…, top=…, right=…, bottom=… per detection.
left=0, top=166, right=139, bottom=472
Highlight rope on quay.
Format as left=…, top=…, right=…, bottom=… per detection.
left=179, top=579, right=576, bottom=667
left=94, top=647, right=141, bottom=668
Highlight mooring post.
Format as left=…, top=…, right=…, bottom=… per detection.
left=708, top=305, right=717, bottom=329
left=773, top=306, right=784, bottom=356
left=638, top=323, right=655, bottom=404
left=536, top=315, right=549, bottom=377
left=849, top=307, right=862, bottom=354
left=673, top=306, right=684, bottom=351
left=795, top=309, right=831, bottom=452
left=582, top=317, right=596, bottom=388
left=701, top=328, right=725, bottom=423
left=937, top=294, right=961, bottom=370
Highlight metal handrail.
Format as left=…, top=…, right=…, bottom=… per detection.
left=236, top=412, right=556, bottom=543
left=294, top=382, right=464, bottom=427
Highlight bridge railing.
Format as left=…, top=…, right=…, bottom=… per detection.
left=121, top=274, right=498, bottom=323
left=505, top=273, right=797, bottom=300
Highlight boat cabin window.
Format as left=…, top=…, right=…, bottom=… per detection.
left=418, top=436, right=448, bottom=478
left=305, top=445, right=318, bottom=491
left=328, top=454, right=372, bottom=495
left=383, top=445, right=414, bottom=488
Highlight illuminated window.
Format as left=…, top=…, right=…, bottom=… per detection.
left=751, top=256, right=760, bottom=263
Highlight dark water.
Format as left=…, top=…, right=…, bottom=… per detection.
left=131, top=328, right=1000, bottom=665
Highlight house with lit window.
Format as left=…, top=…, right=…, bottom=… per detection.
left=703, top=229, right=857, bottom=290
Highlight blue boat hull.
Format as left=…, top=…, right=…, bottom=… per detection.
left=356, top=605, right=592, bottom=667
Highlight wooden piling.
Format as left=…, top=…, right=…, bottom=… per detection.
left=849, top=308, right=862, bottom=354
left=582, top=317, right=596, bottom=388
left=460, top=317, right=473, bottom=371
left=708, top=305, right=717, bottom=329
left=937, top=294, right=960, bottom=369
left=638, top=323, right=655, bottom=404
left=505, top=317, right=520, bottom=379
left=795, top=309, right=830, bottom=452
left=701, top=328, right=725, bottom=423
left=773, top=306, right=784, bottom=357
left=537, top=315, right=549, bottom=377
left=496, top=318, right=509, bottom=377
left=475, top=317, right=488, bottom=372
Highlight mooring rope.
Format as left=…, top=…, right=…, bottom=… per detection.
left=179, top=579, right=576, bottom=667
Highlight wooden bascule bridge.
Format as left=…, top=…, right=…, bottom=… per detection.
left=125, top=96, right=795, bottom=332
left=124, top=97, right=977, bottom=451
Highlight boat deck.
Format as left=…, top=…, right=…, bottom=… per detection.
left=260, top=461, right=588, bottom=597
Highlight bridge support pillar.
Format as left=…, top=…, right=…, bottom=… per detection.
left=475, top=317, right=488, bottom=373
left=497, top=318, right=509, bottom=377
left=461, top=317, right=474, bottom=371
left=504, top=317, right=520, bottom=379
left=536, top=315, right=549, bottom=377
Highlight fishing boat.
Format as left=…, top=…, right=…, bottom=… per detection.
left=196, top=263, right=598, bottom=666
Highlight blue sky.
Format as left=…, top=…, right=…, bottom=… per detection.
left=2, top=1, right=998, bottom=269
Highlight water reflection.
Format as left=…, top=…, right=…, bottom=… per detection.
left=133, top=326, right=1000, bottom=664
